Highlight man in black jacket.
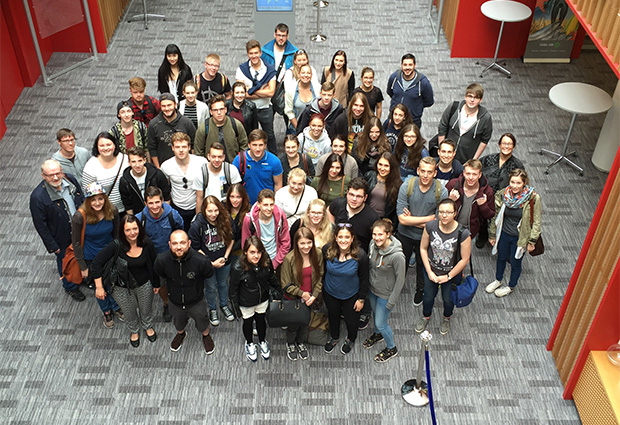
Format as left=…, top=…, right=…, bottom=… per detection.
left=119, top=147, right=171, bottom=215
left=154, top=230, right=215, bottom=353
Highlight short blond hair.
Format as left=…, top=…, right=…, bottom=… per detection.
left=129, top=77, right=146, bottom=90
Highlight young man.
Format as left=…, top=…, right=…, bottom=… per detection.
left=241, top=189, right=290, bottom=269
left=397, top=157, right=448, bottom=306
left=315, top=136, right=359, bottom=177
left=178, top=81, right=208, bottom=130
left=446, top=159, right=495, bottom=240
left=235, top=40, right=277, bottom=154
left=194, top=53, right=232, bottom=103
left=160, top=132, right=208, bottom=231
left=275, top=168, right=318, bottom=228
left=119, top=147, right=171, bottom=215
left=154, top=230, right=215, bottom=354
left=110, top=101, right=148, bottom=155
left=194, top=95, right=248, bottom=162
left=51, top=128, right=91, bottom=187
left=135, top=186, right=184, bottom=322
left=437, top=83, right=493, bottom=164
left=147, top=93, right=197, bottom=168
left=128, top=76, right=160, bottom=126
left=232, top=129, right=283, bottom=204
left=435, top=139, right=464, bottom=189
left=194, top=142, right=242, bottom=211
left=30, top=159, right=85, bottom=301
left=295, top=82, right=344, bottom=134
left=386, top=54, right=434, bottom=128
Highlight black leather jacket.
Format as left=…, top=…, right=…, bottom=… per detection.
left=229, top=260, right=279, bottom=308
left=226, top=98, right=258, bottom=136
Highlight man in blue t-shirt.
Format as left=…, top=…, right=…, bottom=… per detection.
left=232, top=129, right=283, bottom=204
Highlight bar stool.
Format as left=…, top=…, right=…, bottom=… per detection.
left=128, top=0, right=165, bottom=30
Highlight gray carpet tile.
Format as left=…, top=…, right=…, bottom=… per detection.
left=1, top=0, right=618, bottom=423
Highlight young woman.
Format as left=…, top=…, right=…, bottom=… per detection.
left=278, top=135, right=315, bottom=184
left=487, top=169, right=542, bottom=297
left=110, top=101, right=148, bottom=155
left=417, top=199, right=471, bottom=335
left=285, top=64, right=320, bottom=132
left=229, top=236, right=280, bottom=362
left=364, top=152, right=401, bottom=222
left=188, top=195, right=235, bottom=326
left=383, top=104, right=413, bottom=151
left=283, top=49, right=320, bottom=94
left=365, top=219, right=405, bottom=362
left=288, top=198, right=334, bottom=249
left=91, top=215, right=158, bottom=347
left=226, top=183, right=250, bottom=264
left=298, top=114, right=331, bottom=168
left=157, top=44, right=193, bottom=102
left=352, top=67, right=384, bottom=118
left=71, top=182, right=121, bottom=328
left=351, top=116, right=391, bottom=176
left=328, top=92, right=372, bottom=151
left=321, top=50, right=355, bottom=107
left=322, top=224, right=369, bottom=355
left=280, top=227, right=324, bottom=361
left=82, top=132, right=129, bottom=214
left=226, top=81, right=258, bottom=136
left=394, top=123, right=429, bottom=181
left=315, top=135, right=359, bottom=178
left=311, top=153, right=350, bottom=207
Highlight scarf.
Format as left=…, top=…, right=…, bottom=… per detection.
left=502, top=185, right=533, bottom=208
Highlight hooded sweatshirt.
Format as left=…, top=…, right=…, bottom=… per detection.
left=136, top=202, right=184, bottom=254
left=368, top=236, right=406, bottom=309
left=241, top=202, right=291, bottom=269
left=295, top=98, right=344, bottom=135
left=386, top=70, right=434, bottom=127
left=298, top=127, right=332, bottom=166
left=438, top=100, right=493, bottom=164
left=147, top=111, right=197, bottom=164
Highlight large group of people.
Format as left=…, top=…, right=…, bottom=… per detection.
left=29, top=23, right=542, bottom=364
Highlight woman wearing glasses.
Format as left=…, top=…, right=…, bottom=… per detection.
left=394, top=124, right=429, bottom=181
left=416, top=199, right=471, bottom=336
left=322, top=223, right=369, bottom=355
left=288, top=198, right=334, bottom=249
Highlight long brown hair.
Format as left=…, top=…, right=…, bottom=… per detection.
left=376, top=152, right=401, bottom=207
left=394, top=123, right=426, bottom=170
left=240, top=236, right=272, bottom=270
left=81, top=194, right=116, bottom=224
left=389, top=104, right=413, bottom=129
left=317, top=154, right=344, bottom=195
left=326, top=225, right=360, bottom=261
left=346, top=92, right=372, bottom=129
left=201, top=195, right=232, bottom=245
left=355, top=116, right=390, bottom=159
left=226, top=183, right=250, bottom=224
left=292, top=227, right=321, bottom=284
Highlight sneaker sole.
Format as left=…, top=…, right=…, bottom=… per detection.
left=324, top=345, right=336, bottom=353
left=205, top=348, right=215, bottom=355
left=375, top=352, right=398, bottom=363
left=287, top=355, right=298, bottom=361
left=246, top=355, right=258, bottom=362
left=170, top=345, right=182, bottom=352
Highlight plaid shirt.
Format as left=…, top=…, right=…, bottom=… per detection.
left=130, top=95, right=160, bottom=126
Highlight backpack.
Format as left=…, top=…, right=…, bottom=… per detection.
left=194, top=73, right=228, bottom=102
left=237, top=151, right=247, bottom=181
left=201, top=162, right=233, bottom=195
left=450, top=226, right=479, bottom=308
left=204, top=116, right=239, bottom=138
left=140, top=211, right=178, bottom=231
left=406, top=176, right=441, bottom=202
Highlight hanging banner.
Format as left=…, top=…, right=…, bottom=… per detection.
left=523, top=0, right=579, bottom=63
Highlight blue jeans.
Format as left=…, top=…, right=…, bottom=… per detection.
left=205, top=263, right=231, bottom=310
left=368, top=292, right=395, bottom=349
left=55, top=246, right=77, bottom=292
left=96, top=291, right=119, bottom=313
left=495, top=231, right=523, bottom=288
left=422, top=269, right=461, bottom=318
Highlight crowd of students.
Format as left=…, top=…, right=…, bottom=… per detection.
left=29, top=23, right=542, bottom=364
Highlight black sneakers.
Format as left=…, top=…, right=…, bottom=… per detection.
left=170, top=331, right=186, bottom=352
left=341, top=339, right=354, bottom=354
left=65, top=288, right=85, bottom=302
left=413, top=291, right=424, bottom=306
left=324, top=338, right=338, bottom=353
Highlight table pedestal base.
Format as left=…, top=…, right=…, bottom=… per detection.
left=478, top=60, right=511, bottom=78
left=128, top=0, right=165, bottom=29
left=540, top=112, right=584, bottom=176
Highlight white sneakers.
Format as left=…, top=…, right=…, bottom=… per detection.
left=486, top=280, right=513, bottom=297
left=494, top=286, right=513, bottom=297
left=485, top=280, right=502, bottom=293
left=245, top=342, right=258, bottom=362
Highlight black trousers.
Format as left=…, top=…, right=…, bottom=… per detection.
left=323, top=291, right=360, bottom=343
left=397, top=233, right=424, bottom=293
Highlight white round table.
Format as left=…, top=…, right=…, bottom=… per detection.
left=479, top=0, right=532, bottom=78
left=541, top=82, right=614, bottom=175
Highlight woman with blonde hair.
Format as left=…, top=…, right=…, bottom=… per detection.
left=288, top=198, right=334, bottom=248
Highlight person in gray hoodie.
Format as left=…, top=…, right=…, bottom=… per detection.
left=363, top=218, right=406, bottom=362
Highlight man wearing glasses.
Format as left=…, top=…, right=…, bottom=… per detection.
left=160, top=132, right=207, bottom=232
left=194, top=53, right=232, bottom=103
left=52, top=129, right=91, bottom=187
left=437, top=83, right=493, bottom=164
left=194, top=95, right=248, bottom=163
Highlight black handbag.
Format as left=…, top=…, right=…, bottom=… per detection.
left=270, top=56, right=287, bottom=115
left=266, top=284, right=311, bottom=328
left=102, top=240, right=137, bottom=290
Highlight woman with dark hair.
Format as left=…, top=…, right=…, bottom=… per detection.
left=82, top=132, right=129, bottom=213
left=315, top=135, right=359, bottom=178
left=229, top=236, right=280, bottom=362
left=310, top=153, right=350, bottom=207
left=351, top=116, right=391, bottom=176
left=394, top=123, right=429, bottom=181
left=226, top=81, right=259, bottom=136
left=487, top=169, right=541, bottom=297
left=383, top=104, right=413, bottom=151
left=157, top=44, right=193, bottom=102
left=328, top=92, right=372, bottom=151
left=280, top=227, right=324, bottom=361
left=226, top=183, right=250, bottom=264
left=321, top=50, right=355, bottom=107
left=71, top=182, right=121, bottom=328
left=91, top=214, right=159, bottom=347
left=364, top=152, right=401, bottom=222
left=278, top=135, right=315, bottom=183
left=322, top=224, right=369, bottom=355
left=297, top=114, right=331, bottom=167
left=352, top=66, right=383, bottom=118
left=189, top=195, right=235, bottom=326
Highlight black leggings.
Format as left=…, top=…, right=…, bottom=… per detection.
left=323, top=291, right=360, bottom=343
left=242, top=313, right=266, bottom=344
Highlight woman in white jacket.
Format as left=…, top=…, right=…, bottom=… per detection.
left=285, top=64, right=321, bottom=134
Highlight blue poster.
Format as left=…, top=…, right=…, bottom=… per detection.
left=256, top=0, right=293, bottom=12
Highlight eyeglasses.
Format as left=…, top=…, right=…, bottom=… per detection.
left=438, top=211, right=455, bottom=216
left=347, top=193, right=365, bottom=200
left=465, top=94, right=481, bottom=100
left=403, top=135, right=417, bottom=140
left=308, top=211, right=323, bottom=216
left=211, top=107, right=226, bottom=113
left=337, top=223, right=352, bottom=228
left=59, top=138, right=75, bottom=143
left=182, top=177, right=188, bottom=189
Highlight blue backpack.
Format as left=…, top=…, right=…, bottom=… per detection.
left=450, top=226, right=479, bottom=308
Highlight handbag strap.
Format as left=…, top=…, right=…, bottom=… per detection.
left=78, top=208, right=86, bottom=246
left=340, top=177, right=345, bottom=197
left=108, top=155, right=124, bottom=195
left=289, top=185, right=305, bottom=218
left=455, top=225, right=474, bottom=277
left=529, top=194, right=535, bottom=226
